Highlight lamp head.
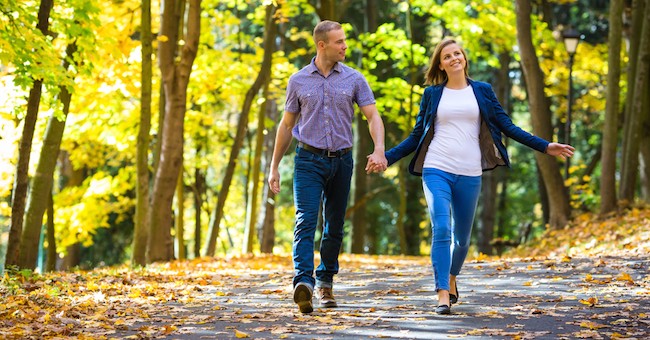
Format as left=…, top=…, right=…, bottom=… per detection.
left=562, top=28, right=581, bottom=55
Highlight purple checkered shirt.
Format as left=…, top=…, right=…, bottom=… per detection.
left=285, top=57, right=376, bottom=151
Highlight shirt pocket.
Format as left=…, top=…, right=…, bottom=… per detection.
left=335, top=86, right=355, bottom=109
left=298, top=89, right=320, bottom=109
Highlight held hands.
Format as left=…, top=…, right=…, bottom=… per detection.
left=365, top=151, right=388, bottom=174
left=546, top=143, right=575, bottom=160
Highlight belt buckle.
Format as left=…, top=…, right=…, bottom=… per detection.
left=327, top=150, right=337, bottom=157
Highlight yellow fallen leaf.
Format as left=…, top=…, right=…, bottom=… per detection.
left=616, top=272, right=634, bottom=284
left=523, top=281, right=532, bottom=286
left=235, top=329, right=250, bottom=338
left=162, top=325, right=177, bottom=335
left=579, top=296, right=598, bottom=306
left=580, top=321, right=607, bottom=329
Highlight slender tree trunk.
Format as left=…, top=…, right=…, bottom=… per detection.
left=205, top=5, right=276, bottom=256
left=600, top=0, right=624, bottom=214
left=313, top=0, right=353, bottom=21
left=619, top=0, right=644, bottom=203
left=132, top=0, right=153, bottom=267
left=640, top=76, right=650, bottom=201
left=620, top=0, right=650, bottom=202
left=5, top=0, right=53, bottom=269
left=192, top=158, right=205, bottom=258
left=45, top=191, right=56, bottom=272
left=351, top=117, right=370, bottom=254
left=56, top=151, right=85, bottom=271
left=243, top=83, right=273, bottom=254
left=257, top=98, right=278, bottom=254
left=19, top=43, right=77, bottom=269
left=243, top=8, right=277, bottom=254
left=478, top=52, right=511, bottom=254
left=515, top=0, right=571, bottom=229
left=351, top=0, right=379, bottom=254
left=148, top=0, right=201, bottom=263
left=244, top=83, right=267, bottom=254
left=495, top=169, right=509, bottom=238
left=396, top=154, right=408, bottom=254
left=404, top=175, right=422, bottom=255
left=176, top=167, right=186, bottom=259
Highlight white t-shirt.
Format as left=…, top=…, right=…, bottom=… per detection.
left=423, top=85, right=482, bottom=176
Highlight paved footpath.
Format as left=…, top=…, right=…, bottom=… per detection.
left=119, top=254, right=649, bottom=339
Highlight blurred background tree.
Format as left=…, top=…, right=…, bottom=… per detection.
left=1, top=0, right=647, bottom=271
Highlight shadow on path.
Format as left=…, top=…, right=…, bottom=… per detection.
left=120, top=254, right=650, bottom=339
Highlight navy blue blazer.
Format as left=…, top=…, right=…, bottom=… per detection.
left=385, top=78, right=550, bottom=176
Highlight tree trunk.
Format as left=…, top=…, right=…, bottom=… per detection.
left=600, top=0, right=624, bottom=214
left=478, top=52, right=511, bottom=254
left=640, top=63, right=650, bottom=203
left=148, top=0, right=201, bottom=263
left=56, top=151, right=85, bottom=271
left=176, top=167, right=186, bottom=260
left=45, top=191, right=56, bottom=272
left=192, top=158, right=205, bottom=258
left=350, top=0, right=379, bottom=254
left=313, top=0, right=353, bottom=21
left=404, top=175, right=422, bottom=255
left=132, top=0, right=153, bottom=267
left=515, top=0, right=571, bottom=229
left=19, top=43, right=77, bottom=269
left=640, top=74, right=650, bottom=202
left=205, top=4, right=276, bottom=256
left=258, top=99, right=278, bottom=254
left=620, top=0, right=650, bottom=202
left=396, top=152, right=408, bottom=254
left=244, top=82, right=269, bottom=254
left=243, top=7, right=277, bottom=254
left=351, top=116, right=371, bottom=254
left=5, top=0, right=53, bottom=269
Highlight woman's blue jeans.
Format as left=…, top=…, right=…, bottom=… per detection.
left=422, top=168, right=481, bottom=292
left=292, top=147, right=353, bottom=288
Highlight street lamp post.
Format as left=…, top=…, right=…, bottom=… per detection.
left=562, top=28, right=581, bottom=179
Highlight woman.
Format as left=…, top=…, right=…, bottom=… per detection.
left=369, top=38, right=574, bottom=314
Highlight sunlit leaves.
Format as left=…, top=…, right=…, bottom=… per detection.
left=508, top=207, right=650, bottom=259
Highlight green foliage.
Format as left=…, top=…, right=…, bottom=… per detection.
left=0, top=0, right=619, bottom=265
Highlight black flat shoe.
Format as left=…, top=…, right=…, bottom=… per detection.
left=435, top=304, right=451, bottom=315
left=450, top=281, right=459, bottom=304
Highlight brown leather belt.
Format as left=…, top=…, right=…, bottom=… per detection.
left=298, top=142, right=352, bottom=158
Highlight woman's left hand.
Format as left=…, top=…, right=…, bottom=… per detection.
left=546, top=143, right=575, bottom=160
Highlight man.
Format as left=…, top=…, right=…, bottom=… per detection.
left=268, top=20, right=388, bottom=314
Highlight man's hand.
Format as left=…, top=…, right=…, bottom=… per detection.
left=269, top=168, right=281, bottom=194
left=365, top=151, right=388, bottom=174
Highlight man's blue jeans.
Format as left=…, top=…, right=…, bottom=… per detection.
left=292, top=147, right=353, bottom=288
left=422, top=168, right=481, bottom=292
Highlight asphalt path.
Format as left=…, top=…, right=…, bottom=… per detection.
left=115, top=254, right=649, bottom=340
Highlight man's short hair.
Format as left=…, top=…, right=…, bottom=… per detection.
left=313, top=20, right=342, bottom=44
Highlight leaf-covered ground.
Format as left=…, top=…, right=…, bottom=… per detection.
left=1, top=208, right=649, bottom=339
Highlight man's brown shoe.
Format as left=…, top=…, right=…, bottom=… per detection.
left=293, top=282, right=313, bottom=313
left=316, top=287, right=338, bottom=308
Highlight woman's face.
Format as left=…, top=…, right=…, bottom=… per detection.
left=438, top=43, right=466, bottom=77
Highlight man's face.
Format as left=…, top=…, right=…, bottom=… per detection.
left=321, top=28, right=347, bottom=63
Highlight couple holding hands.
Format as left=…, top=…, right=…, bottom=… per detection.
left=268, top=20, right=575, bottom=315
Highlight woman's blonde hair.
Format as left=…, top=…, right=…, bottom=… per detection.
left=424, top=38, right=470, bottom=85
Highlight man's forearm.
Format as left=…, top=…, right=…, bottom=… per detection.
left=367, top=115, right=385, bottom=152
